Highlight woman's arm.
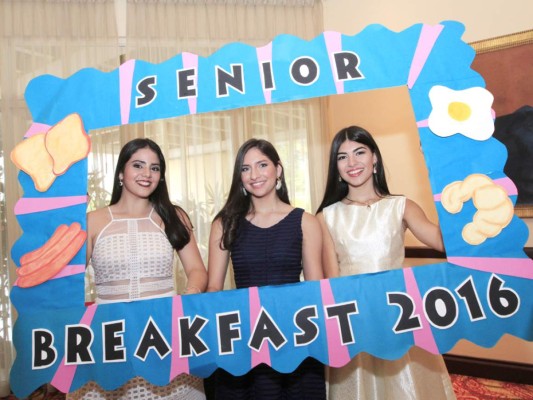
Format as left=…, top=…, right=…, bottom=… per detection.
left=301, top=212, right=324, bottom=281
left=403, top=198, right=444, bottom=252
left=206, top=218, right=230, bottom=292
left=176, top=208, right=208, bottom=294
left=316, top=212, right=340, bottom=278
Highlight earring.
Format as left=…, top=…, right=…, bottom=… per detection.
left=242, top=186, right=248, bottom=196
left=373, top=164, right=377, bottom=174
left=338, top=175, right=342, bottom=182
left=276, top=178, right=282, bottom=191
left=119, top=179, right=123, bottom=187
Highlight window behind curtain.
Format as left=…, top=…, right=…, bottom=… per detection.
left=87, top=96, right=325, bottom=296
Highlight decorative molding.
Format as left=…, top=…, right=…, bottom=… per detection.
left=469, top=29, right=533, bottom=54
left=515, top=204, right=533, bottom=219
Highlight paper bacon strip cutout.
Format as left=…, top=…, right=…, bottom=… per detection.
left=16, top=223, right=86, bottom=288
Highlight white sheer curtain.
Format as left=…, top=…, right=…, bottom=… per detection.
left=1, top=0, right=326, bottom=393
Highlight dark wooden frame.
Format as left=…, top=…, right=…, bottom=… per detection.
left=443, top=354, right=533, bottom=385
left=469, top=30, right=533, bottom=218
left=405, top=246, right=533, bottom=260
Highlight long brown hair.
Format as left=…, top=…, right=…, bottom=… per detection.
left=110, top=138, right=191, bottom=250
left=215, top=138, right=290, bottom=250
left=317, top=126, right=390, bottom=213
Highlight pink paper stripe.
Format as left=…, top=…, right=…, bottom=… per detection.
left=13, top=264, right=86, bottom=287
left=14, top=195, right=87, bottom=215
left=119, top=59, right=136, bottom=125
left=493, top=177, right=518, bottom=196
left=320, top=279, right=351, bottom=367
left=408, top=24, right=444, bottom=89
left=182, top=53, right=198, bottom=115
left=433, top=177, right=518, bottom=201
left=416, top=119, right=429, bottom=128
left=170, top=295, right=189, bottom=379
left=51, top=264, right=85, bottom=280
left=51, top=304, right=98, bottom=393
left=249, top=287, right=270, bottom=367
left=24, top=122, right=51, bottom=138
left=448, top=256, right=533, bottom=278
left=256, top=43, right=273, bottom=104
left=403, top=268, right=439, bottom=354
left=323, top=31, right=344, bottom=94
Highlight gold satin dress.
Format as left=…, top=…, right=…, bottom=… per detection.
left=322, top=197, right=456, bottom=400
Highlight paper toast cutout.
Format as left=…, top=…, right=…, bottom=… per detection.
left=10, top=113, right=90, bottom=192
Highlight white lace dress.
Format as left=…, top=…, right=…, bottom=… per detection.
left=67, top=207, right=205, bottom=399
left=322, top=197, right=456, bottom=400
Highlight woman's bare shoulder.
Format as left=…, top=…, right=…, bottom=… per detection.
left=87, top=207, right=112, bottom=231
left=87, top=206, right=109, bottom=219
left=301, top=210, right=320, bottom=228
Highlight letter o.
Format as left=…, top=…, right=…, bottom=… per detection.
left=290, top=57, right=319, bottom=85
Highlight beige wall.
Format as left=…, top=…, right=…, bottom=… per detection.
left=321, top=0, right=533, bottom=365
left=322, top=0, right=533, bottom=43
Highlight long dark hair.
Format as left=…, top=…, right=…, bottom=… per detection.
left=317, top=126, right=390, bottom=213
left=110, top=138, right=191, bottom=251
left=215, top=138, right=290, bottom=250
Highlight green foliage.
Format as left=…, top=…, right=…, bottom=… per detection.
left=87, top=170, right=111, bottom=212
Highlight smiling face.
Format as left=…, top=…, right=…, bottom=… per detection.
left=336, top=139, right=377, bottom=189
left=241, top=147, right=282, bottom=198
left=119, top=147, right=162, bottom=199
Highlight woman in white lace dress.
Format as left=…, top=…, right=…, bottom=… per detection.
left=68, top=138, right=207, bottom=399
left=316, top=126, right=456, bottom=400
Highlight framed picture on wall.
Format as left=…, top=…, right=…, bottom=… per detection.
left=470, top=30, right=533, bottom=218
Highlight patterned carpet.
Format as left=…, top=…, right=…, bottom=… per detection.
left=2, top=375, right=533, bottom=399
left=450, top=374, right=533, bottom=399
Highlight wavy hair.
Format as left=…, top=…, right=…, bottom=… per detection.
left=110, top=138, right=191, bottom=251
left=215, top=138, right=290, bottom=250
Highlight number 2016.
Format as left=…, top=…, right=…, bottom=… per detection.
left=387, top=274, right=520, bottom=333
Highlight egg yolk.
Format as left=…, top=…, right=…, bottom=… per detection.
left=448, top=101, right=471, bottom=121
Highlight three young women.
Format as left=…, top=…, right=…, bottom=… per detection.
left=77, top=131, right=453, bottom=399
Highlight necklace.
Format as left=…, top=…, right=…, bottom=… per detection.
left=344, top=196, right=379, bottom=209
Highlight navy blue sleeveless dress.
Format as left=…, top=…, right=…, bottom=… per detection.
left=211, top=208, right=326, bottom=400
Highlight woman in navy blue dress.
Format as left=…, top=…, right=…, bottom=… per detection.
left=206, top=139, right=326, bottom=399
